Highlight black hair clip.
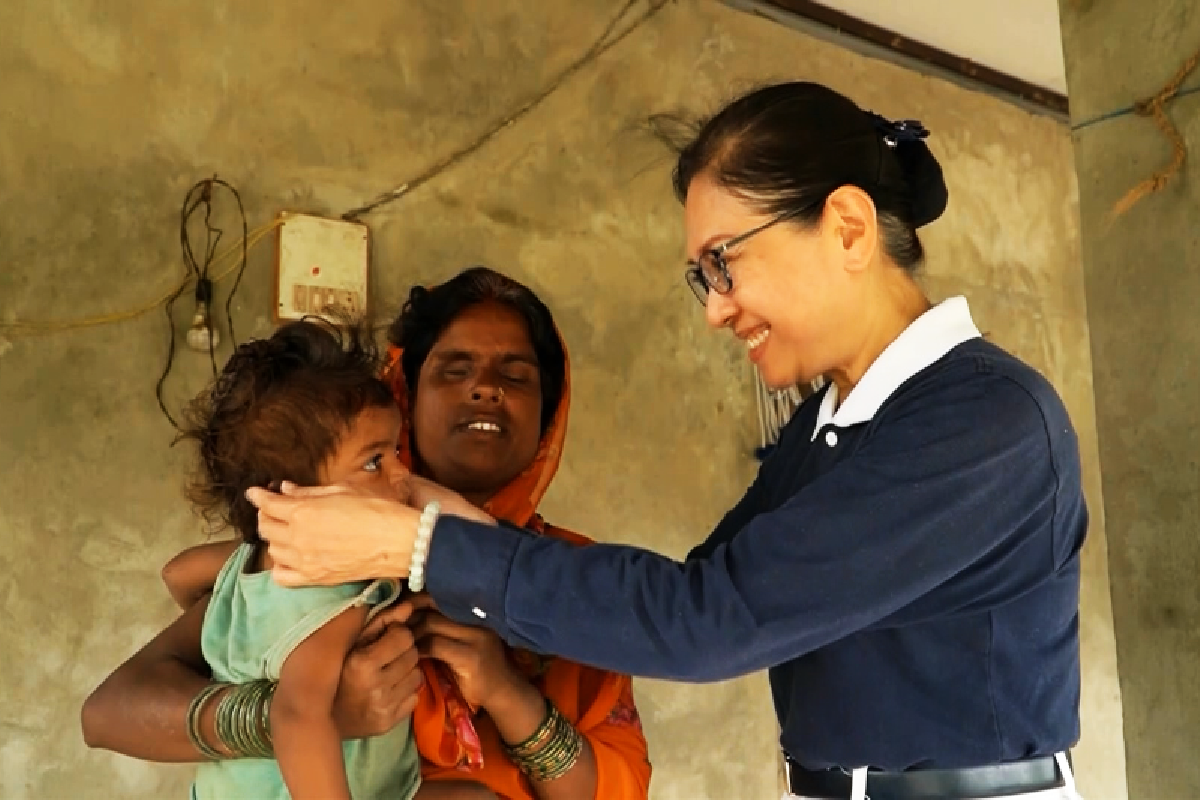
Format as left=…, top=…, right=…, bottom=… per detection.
left=867, top=112, right=930, bottom=148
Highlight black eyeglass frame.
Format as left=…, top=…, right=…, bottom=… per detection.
left=683, top=208, right=806, bottom=305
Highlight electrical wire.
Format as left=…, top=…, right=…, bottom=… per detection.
left=0, top=1, right=675, bottom=428
left=341, top=0, right=671, bottom=221
left=1, top=1, right=673, bottom=336
left=221, top=184, right=250, bottom=347
left=155, top=177, right=250, bottom=430
left=0, top=221, right=278, bottom=336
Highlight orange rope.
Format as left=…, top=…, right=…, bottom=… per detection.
left=1110, top=48, right=1200, bottom=220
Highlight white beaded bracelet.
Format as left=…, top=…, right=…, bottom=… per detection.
left=407, top=500, right=440, bottom=592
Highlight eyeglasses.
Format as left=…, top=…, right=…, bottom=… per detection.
left=684, top=209, right=802, bottom=305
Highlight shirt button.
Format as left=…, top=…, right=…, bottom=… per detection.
left=825, top=430, right=838, bottom=447
left=472, top=607, right=487, bottom=619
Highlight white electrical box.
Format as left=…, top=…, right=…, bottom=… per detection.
left=274, top=211, right=370, bottom=324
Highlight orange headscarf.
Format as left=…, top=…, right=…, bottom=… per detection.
left=384, top=327, right=650, bottom=800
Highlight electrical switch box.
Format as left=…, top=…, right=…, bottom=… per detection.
left=274, top=212, right=370, bottom=325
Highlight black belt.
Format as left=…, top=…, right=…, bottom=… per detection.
left=786, top=755, right=1066, bottom=799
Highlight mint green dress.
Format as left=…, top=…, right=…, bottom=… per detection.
left=191, top=543, right=421, bottom=800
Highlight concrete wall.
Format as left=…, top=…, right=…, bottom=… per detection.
left=1059, top=1, right=1200, bottom=797
left=0, top=1, right=1122, bottom=797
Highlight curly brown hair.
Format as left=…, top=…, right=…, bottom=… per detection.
left=178, top=318, right=395, bottom=544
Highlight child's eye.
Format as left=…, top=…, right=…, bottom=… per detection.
left=363, top=453, right=384, bottom=472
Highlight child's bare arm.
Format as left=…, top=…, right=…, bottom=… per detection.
left=273, top=604, right=371, bottom=800
left=161, top=540, right=239, bottom=609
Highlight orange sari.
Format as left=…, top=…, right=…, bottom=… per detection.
left=385, top=339, right=651, bottom=800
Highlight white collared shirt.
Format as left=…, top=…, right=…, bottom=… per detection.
left=811, top=296, right=983, bottom=440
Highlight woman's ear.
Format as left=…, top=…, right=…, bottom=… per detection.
left=823, top=186, right=879, bottom=274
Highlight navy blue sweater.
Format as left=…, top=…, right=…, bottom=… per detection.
left=425, top=338, right=1086, bottom=770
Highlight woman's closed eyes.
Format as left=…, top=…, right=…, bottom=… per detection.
left=440, top=362, right=537, bottom=387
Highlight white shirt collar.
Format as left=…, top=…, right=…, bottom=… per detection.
left=811, top=296, right=982, bottom=440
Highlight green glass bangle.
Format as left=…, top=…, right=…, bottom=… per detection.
left=504, top=697, right=556, bottom=759
left=186, top=683, right=231, bottom=760
left=243, top=680, right=274, bottom=758
left=242, top=681, right=268, bottom=757
left=526, top=725, right=580, bottom=778
left=214, top=680, right=275, bottom=759
left=259, top=680, right=276, bottom=749
left=531, top=734, right=583, bottom=782
left=505, top=700, right=584, bottom=782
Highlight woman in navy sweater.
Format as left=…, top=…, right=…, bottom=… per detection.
left=252, top=82, right=1087, bottom=800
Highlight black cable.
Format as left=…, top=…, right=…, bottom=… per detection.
left=154, top=277, right=190, bottom=430
left=340, top=0, right=669, bottom=221
left=155, top=181, right=209, bottom=429
left=221, top=181, right=249, bottom=347
left=197, top=183, right=221, bottom=376
left=155, top=176, right=249, bottom=430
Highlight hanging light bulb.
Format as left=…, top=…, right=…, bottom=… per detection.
left=185, top=278, right=220, bottom=352
left=186, top=304, right=219, bottom=352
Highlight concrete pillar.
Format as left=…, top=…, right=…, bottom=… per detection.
left=1060, top=2, right=1200, bottom=796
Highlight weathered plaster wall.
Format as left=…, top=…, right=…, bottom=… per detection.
left=1059, top=0, right=1200, bottom=797
left=0, top=1, right=1122, bottom=797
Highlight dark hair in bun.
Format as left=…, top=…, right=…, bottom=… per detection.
left=671, top=81, right=949, bottom=271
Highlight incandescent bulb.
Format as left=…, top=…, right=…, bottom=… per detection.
left=186, top=307, right=220, bottom=352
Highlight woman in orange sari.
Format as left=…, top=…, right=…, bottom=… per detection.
left=388, top=266, right=651, bottom=798
left=81, top=266, right=650, bottom=800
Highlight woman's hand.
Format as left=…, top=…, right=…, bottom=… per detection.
left=409, top=598, right=523, bottom=711
left=247, top=481, right=420, bottom=586
left=247, top=473, right=497, bottom=588
left=407, top=596, right=598, bottom=800
left=332, top=604, right=425, bottom=739
left=400, top=473, right=497, bottom=527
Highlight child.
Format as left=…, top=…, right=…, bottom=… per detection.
left=166, top=319, right=494, bottom=800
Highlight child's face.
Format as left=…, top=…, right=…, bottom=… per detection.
left=319, top=404, right=406, bottom=489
